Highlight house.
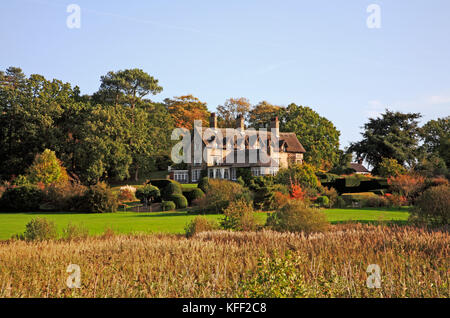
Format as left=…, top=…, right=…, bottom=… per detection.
left=349, top=159, right=370, bottom=175
left=169, top=113, right=306, bottom=183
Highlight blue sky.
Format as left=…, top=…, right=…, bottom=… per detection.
left=1, top=0, right=449, bottom=148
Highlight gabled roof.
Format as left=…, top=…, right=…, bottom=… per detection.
left=349, top=163, right=370, bottom=173
left=192, top=127, right=306, bottom=153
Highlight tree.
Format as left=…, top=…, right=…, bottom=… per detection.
left=217, top=97, right=251, bottom=128
left=26, top=149, right=69, bottom=185
left=349, top=109, right=422, bottom=173
left=248, top=101, right=284, bottom=129
left=378, top=158, right=407, bottom=177
left=281, top=103, right=341, bottom=170
left=420, top=116, right=450, bottom=168
left=93, top=68, right=162, bottom=111
left=165, top=95, right=210, bottom=130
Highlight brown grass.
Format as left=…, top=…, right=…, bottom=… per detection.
left=0, top=224, right=448, bottom=298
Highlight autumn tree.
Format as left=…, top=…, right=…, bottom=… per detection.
left=248, top=101, right=284, bottom=129
left=217, top=97, right=251, bottom=128
left=165, top=95, right=210, bottom=129
left=26, top=149, right=69, bottom=185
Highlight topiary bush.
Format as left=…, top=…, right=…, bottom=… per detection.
left=136, top=184, right=160, bottom=204
left=184, top=188, right=205, bottom=205
left=161, top=182, right=182, bottom=200
left=161, top=200, right=176, bottom=211
left=410, top=185, right=450, bottom=225
left=169, top=194, right=188, bottom=209
left=197, top=177, right=210, bottom=193
left=0, top=185, right=44, bottom=212
left=315, top=196, right=330, bottom=207
left=79, top=182, right=118, bottom=213
left=266, top=199, right=329, bottom=234
left=184, top=216, right=218, bottom=238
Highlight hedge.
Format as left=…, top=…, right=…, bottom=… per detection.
left=169, top=194, right=188, bottom=209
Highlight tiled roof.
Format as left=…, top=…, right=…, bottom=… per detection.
left=349, top=163, right=370, bottom=173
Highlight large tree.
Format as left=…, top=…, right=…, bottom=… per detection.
left=248, top=101, right=284, bottom=129
left=420, top=116, right=450, bottom=168
left=165, top=95, right=210, bottom=130
left=281, top=103, right=341, bottom=170
left=217, top=97, right=251, bottom=128
left=348, top=109, right=422, bottom=173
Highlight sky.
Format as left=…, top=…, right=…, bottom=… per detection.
left=1, top=0, right=449, bottom=149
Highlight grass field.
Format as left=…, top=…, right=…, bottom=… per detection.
left=0, top=208, right=409, bottom=240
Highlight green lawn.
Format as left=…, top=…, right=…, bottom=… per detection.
left=0, top=208, right=410, bottom=240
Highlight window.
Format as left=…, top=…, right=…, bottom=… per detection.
left=231, top=168, right=236, bottom=180
left=216, top=169, right=222, bottom=179
left=251, top=167, right=261, bottom=177
left=224, top=169, right=229, bottom=179
left=174, top=171, right=188, bottom=183
left=192, top=169, right=201, bottom=182
left=209, top=169, right=214, bottom=178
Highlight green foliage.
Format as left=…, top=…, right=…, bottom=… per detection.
left=61, top=222, right=89, bottom=241
left=184, top=216, right=218, bottom=238
left=199, top=179, right=251, bottom=213
left=221, top=199, right=258, bottom=231
left=237, top=251, right=307, bottom=298
left=161, top=201, right=176, bottom=211
left=281, top=103, right=341, bottom=170
left=316, top=196, right=329, bottom=207
left=411, top=185, right=450, bottom=225
left=26, top=149, right=69, bottom=185
left=275, top=163, right=319, bottom=189
left=197, top=177, right=210, bottom=193
left=349, top=110, right=422, bottom=172
left=161, top=182, right=182, bottom=201
left=11, top=175, right=30, bottom=186
left=184, top=188, right=205, bottom=204
left=0, top=185, right=44, bottom=212
left=169, top=194, right=188, bottom=209
left=420, top=116, right=450, bottom=168
left=236, top=168, right=253, bottom=186
left=136, top=184, right=160, bottom=204
left=22, top=217, right=58, bottom=241
left=80, top=182, right=118, bottom=213
left=378, top=158, right=407, bottom=177
left=266, top=200, right=329, bottom=234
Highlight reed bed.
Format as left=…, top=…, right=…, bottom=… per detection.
left=0, top=224, right=448, bottom=298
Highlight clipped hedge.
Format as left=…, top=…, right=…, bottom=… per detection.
left=161, top=201, right=176, bottom=211
left=161, top=182, right=182, bottom=200
left=169, top=194, right=188, bottom=209
left=184, top=188, right=205, bottom=204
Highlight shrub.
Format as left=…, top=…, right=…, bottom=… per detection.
left=411, top=185, right=450, bottom=225
left=184, top=188, right=205, bottom=204
left=61, top=222, right=89, bottom=241
left=184, top=216, right=218, bottom=238
left=136, top=185, right=160, bottom=204
left=0, top=185, right=44, bottom=212
left=80, top=182, right=118, bottom=213
left=270, top=191, right=291, bottom=210
left=197, top=177, right=210, bottom=193
left=40, top=182, right=87, bottom=211
left=237, top=251, right=307, bottom=298
left=22, top=217, right=58, bottom=241
left=266, top=200, right=329, bottom=234
left=316, top=196, right=329, bottom=207
left=161, top=201, right=176, bottom=211
left=276, top=163, right=319, bottom=189
left=201, top=179, right=250, bottom=213
left=321, top=187, right=338, bottom=207
left=118, top=188, right=136, bottom=202
left=221, top=199, right=259, bottom=231
left=161, top=182, right=182, bottom=200
left=169, top=194, right=188, bottom=209
left=388, top=174, right=425, bottom=203
left=385, top=193, right=407, bottom=207
left=378, top=158, right=407, bottom=177
left=365, top=195, right=388, bottom=208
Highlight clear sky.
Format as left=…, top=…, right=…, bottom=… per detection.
left=1, top=0, right=449, bottom=148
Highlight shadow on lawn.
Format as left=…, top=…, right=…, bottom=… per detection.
left=331, top=219, right=410, bottom=226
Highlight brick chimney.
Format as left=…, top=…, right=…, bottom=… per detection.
left=236, top=115, right=244, bottom=130
left=209, top=113, right=217, bottom=129
left=270, top=116, right=279, bottom=134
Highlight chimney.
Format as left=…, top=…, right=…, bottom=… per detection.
left=209, top=113, right=217, bottom=129
left=270, top=116, right=279, bottom=134
left=236, top=115, right=244, bottom=130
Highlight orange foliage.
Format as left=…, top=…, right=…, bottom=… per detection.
left=166, top=95, right=210, bottom=130
left=289, top=180, right=306, bottom=201
left=388, top=174, right=425, bottom=202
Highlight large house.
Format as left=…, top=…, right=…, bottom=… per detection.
left=169, top=113, right=306, bottom=183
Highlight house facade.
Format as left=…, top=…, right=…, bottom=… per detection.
left=169, top=113, right=306, bottom=183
